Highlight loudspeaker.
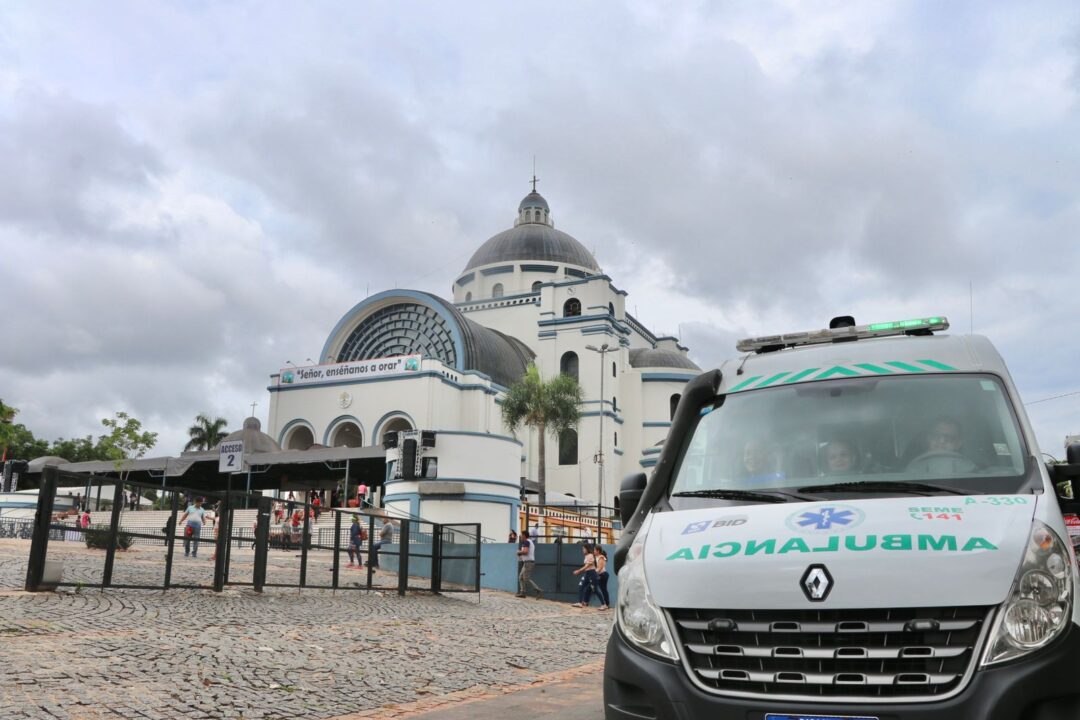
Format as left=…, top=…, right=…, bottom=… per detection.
left=420, top=431, right=436, bottom=448
left=382, top=433, right=399, bottom=450
left=401, top=439, right=417, bottom=480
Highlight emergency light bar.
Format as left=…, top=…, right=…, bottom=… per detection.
left=736, top=316, right=949, bottom=353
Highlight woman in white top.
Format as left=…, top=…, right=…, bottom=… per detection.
left=571, top=544, right=598, bottom=608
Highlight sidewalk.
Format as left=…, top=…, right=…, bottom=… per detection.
left=411, top=670, right=603, bottom=720
left=328, top=662, right=606, bottom=720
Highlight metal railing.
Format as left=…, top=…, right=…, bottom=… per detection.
left=24, top=468, right=481, bottom=596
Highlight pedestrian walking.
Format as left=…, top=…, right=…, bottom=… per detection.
left=312, top=493, right=321, bottom=520
left=516, top=529, right=543, bottom=599
left=570, top=543, right=597, bottom=608
left=595, top=546, right=611, bottom=610
left=374, top=515, right=394, bottom=568
left=179, top=498, right=207, bottom=558
left=347, top=516, right=365, bottom=568
left=286, top=491, right=295, bottom=517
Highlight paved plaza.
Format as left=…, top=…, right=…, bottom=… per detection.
left=0, top=540, right=610, bottom=720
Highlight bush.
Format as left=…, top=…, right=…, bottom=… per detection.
left=83, top=526, right=134, bottom=550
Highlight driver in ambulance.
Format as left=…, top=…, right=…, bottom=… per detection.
left=907, top=415, right=978, bottom=475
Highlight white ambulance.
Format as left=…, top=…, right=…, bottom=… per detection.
left=605, top=317, right=1080, bottom=720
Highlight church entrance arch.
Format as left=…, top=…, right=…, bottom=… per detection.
left=285, top=425, right=315, bottom=451
left=330, top=421, right=363, bottom=448
left=379, top=416, right=413, bottom=444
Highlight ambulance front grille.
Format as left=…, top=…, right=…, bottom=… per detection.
left=670, top=606, right=992, bottom=700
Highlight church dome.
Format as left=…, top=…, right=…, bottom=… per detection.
left=518, top=191, right=549, bottom=212
left=628, top=348, right=701, bottom=371
left=462, top=190, right=599, bottom=273
left=216, top=417, right=282, bottom=454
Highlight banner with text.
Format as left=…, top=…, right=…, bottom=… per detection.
left=279, top=355, right=422, bottom=387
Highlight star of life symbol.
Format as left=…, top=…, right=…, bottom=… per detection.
left=786, top=503, right=865, bottom=535
left=798, top=507, right=855, bottom=531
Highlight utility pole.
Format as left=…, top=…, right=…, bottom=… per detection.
left=585, top=342, right=610, bottom=543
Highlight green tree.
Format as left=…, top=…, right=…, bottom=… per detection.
left=4, top=423, right=49, bottom=460
left=184, top=413, right=229, bottom=452
left=49, top=435, right=115, bottom=463
left=501, top=364, right=583, bottom=506
left=98, top=412, right=158, bottom=470
left=0, top=399, right=19, bottom=457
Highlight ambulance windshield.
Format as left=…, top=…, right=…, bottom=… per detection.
left=670, top=374, right=1028, bottom=497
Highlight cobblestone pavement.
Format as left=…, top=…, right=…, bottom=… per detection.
left=0, top=540, right=611, bottom=720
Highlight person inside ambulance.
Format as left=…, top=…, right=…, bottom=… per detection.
left=821, top=438, right=860, bottom=476
left=905, top=415, right=978, bottom=476
left=739, top=439, right=786, bottom=485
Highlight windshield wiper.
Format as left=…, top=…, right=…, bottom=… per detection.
left=671, top=489, right=804, bottom=503
left=797, top=480, right=967, bottom=496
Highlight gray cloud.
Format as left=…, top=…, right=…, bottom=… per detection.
left=0, top=91, right=163, bottom=240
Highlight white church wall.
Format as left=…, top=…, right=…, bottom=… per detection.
left=268, top=360, right=504, bottom=449
left=381, top=431, right=520, bottom=539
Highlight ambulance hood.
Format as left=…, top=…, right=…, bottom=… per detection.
left=644, top=496, right=1037, bottom=610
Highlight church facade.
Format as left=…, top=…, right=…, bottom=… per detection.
left=266, top=188, right=699, bottom=537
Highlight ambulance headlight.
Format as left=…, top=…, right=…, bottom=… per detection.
left=616, top=519, right=679, bottom=661
left=983, top=521, right=1073, bottom=665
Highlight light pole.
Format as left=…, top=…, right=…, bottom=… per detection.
left=585, top=342, right=610, bottom=543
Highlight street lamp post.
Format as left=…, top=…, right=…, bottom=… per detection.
left=585, top=343, right=610, bottom=544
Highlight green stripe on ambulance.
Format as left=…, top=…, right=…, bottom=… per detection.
left=728, top=359, right=959, bottom=393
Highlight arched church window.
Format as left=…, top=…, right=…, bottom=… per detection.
left=559, top=429, right=578, bottom=465
left=560, top=351, right=579, bottom=380
left=611, top=361, right=616, bottom=378
left=286, top=426, right=315, bottom=451
left=670, top=393, right=681, bottom=420
left=615, top=431, right=618, bottom=447
left=492, top=283, right=504, bottom=298
left=612, top=396, right=617, bottom=412
left=563, top=298, right=581, bottom=317
left=608, top=302, right=615, bottom=316
left=531, top=281, right=542, bottom=293
left=331, top=422, right=363, bottom=448
left=465, top=291, right=472, bottom=302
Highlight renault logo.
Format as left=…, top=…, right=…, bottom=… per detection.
left=801, top=564, right=833, bottom=602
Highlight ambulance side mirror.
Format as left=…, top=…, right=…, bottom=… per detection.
left=1049, top=452, right=1080, bottom=509
left=620, top=472, right=648, bottom=527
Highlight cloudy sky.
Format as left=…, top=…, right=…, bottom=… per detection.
left=1, top=1, right=1078, bottom=456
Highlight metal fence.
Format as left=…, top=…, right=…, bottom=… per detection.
left=24, top=468, right=481, bottom=596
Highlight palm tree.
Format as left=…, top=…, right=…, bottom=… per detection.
left=501, top=364, right=583, bottom=506
left=185, top=413, right=229, bottom=452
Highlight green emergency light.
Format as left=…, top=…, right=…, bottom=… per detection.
left=737, top=316, right=949, bottom=353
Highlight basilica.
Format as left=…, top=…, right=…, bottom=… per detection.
left=266, top=186, right=700, bottom=537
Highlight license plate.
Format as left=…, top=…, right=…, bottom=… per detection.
left=765, top=715, right=878, bottom=720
